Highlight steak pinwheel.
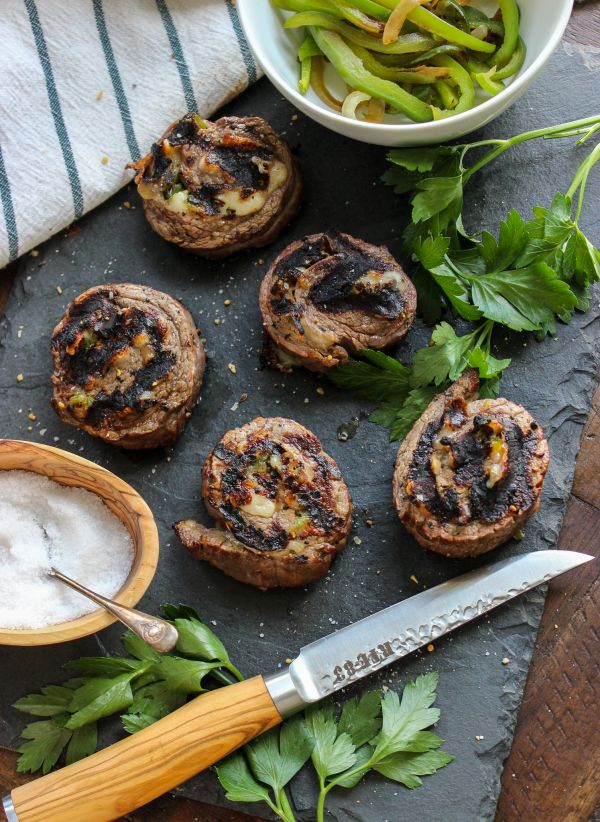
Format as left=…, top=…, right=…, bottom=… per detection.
left=259, top=232, right=416, bottom=371
left=129, top=113, right=302, bottom=258
left=51, top=284, right=205, bottom=449
left=392, top=371, right=549, bottom=558
left=174, top=417, right=352, bottom=589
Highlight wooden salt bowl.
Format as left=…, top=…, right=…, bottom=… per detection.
left=0, top=439, right=159, bottom=645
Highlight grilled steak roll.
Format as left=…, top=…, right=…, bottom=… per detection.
left=129, top=113, right=302, bottom=258
left=259, top=232, right=416, bottom=372
left=392, top=371, right=549, bottom=558
left=174, top=417, right=352, bottom=589
left=51, top=284, right=205, bottom=449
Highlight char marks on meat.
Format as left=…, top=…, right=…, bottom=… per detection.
left=392, top=371, right=550, bottom=558
left=174, top=417, right=352, bottom=589
left=259, top=232, right=416, bottom=372
left=51, top=283, right=205, bottom=450
left=129, top=114, right=302, bottom=258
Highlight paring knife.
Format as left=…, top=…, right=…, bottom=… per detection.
left=3, top=549, right=592, bottom=822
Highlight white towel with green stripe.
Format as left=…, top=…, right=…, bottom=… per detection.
left=0, top=0, right=261, bottom=269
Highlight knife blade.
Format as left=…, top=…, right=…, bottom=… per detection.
left=3, top=549, right=592, bottom=822
left=263, top=549, right=593, bottom=715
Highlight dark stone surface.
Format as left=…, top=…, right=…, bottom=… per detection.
left=0, top=42, right=599, bottom=822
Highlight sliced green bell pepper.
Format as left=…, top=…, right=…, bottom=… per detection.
left=373, top=1, right=497, bottom=54
left=493, top=0, right=520, bottom=67
left=310, top=26, right=433, bottom=121
left=297, top=34, right=321, bottom=93
left=349, top=43, right=450, bottom=84
left=286, top=12, right=436, bottom=54
left=493, top=34, right=525, bottom=79
left=430, top=54, right=475, bottom=114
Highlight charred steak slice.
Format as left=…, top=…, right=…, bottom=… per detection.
left=392, top=371, right=549, bottom=558
left=51, top=283, right=205, bottom=449
left=174, top=417, right=352, bottom=589
left=259, top=232, right=416, bottom=372
left=129, top=113, right=302, bottom=258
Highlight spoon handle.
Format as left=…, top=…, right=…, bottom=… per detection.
left=49, top=568, right=178, bottom=653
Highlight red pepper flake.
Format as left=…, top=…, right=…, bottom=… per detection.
left=65, top=225, right=81, bottom=237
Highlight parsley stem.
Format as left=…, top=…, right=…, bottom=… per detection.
left=475, top=319, right=495, bottom=351
left=461, top=138, right=506, bottom=150
left=566, top=141, right=600, bottom=224
left=316, top=776, right=333, bottom=822
left=316, top=786, right=326, bottom=822
left=462, top=114, right=600, bottom=184
left=277, top=787, right=297, bottom=822
left=224, top=661, right=245, bottom=682
left=264, top=794, right=292, bottom=822
left=317, top=771, right=368, bottom=822
left=209, top=668, right=238, bottom=686
left=577, top=121, right=600, bottom=145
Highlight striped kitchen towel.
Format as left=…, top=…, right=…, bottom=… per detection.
left=0, top=0, right=261, bottom=270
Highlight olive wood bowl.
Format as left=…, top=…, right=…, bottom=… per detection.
left=0, top=439, right=160, bottom=646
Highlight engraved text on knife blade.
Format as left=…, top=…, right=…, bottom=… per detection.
left=320, top=577, right=550, bottom=690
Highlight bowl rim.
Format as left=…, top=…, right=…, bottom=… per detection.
left=237, top=0, right=573, bottom=133
left=0, top=439, right=160, bottom=646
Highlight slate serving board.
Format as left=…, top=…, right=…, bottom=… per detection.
left=1, top=42, right=599, bottom=822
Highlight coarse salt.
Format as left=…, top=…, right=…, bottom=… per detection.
left=0, top=470, right=134, bottom=629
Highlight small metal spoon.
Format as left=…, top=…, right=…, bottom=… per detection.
left=48, top=567, right=178, bottom=653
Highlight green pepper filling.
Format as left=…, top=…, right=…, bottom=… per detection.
left=289, top=513, right=310, bottom=536
left=164, top=180, right=185, bottom=200
left=80, top=329, right=98, bottom=354
left=69, top=392, right=93, bottom=408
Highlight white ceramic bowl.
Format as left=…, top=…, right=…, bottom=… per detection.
left=237, top=0, right=573, bottom=146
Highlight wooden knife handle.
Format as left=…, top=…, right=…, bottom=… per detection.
left=8, top=676, right=282, bottom=822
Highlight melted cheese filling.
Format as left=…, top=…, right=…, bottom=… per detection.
left=164, top=190, right=189, bottom=214
left=240, top=493, right=276, bottom=518
left=428, top=418, right=509, bottom=519
left=214, top=159, right=287, bottom=217
left=430, top=430, right=471, bottom=522
left=139, top=144, right=288, bottom=219
left=233, top=447, right=317, bottom=542
left=355, top=269, right=405, bottom=292
left=300, top=316, right=339, bottom=351
left=484, top=430, right=508, bottom=489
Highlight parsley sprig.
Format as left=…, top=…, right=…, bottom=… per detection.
left=13, top=607, right=452, bottom=819
left=13, top=604, right=241, bottom=774
left=216, top=673, right=452, bottom=822
left=330, top=320, right=507, bottom=440
left=388, top=115, right=600, bottom=328
left=216, top=716, right=314, bottom=822
left=385, top=114, right=600, bottom=242
left=329, top=116, right=600, bottom=440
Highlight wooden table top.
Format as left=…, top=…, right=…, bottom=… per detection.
left=1, top=6, right=599, bottom=819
